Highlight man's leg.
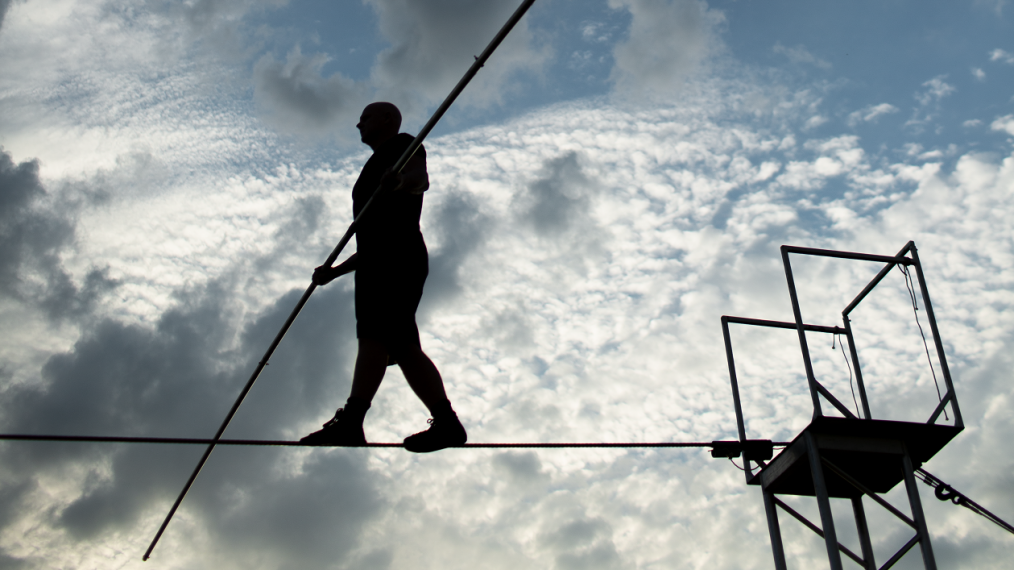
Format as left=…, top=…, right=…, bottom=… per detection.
left=300, top=338, right=388, bottom=446
left=393, top=347, right=447, bottom=412
left=395, top=347, right=466, bottom=452
left=350, top=338, right=390, bottom=402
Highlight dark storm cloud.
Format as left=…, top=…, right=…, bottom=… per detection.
left=0, top=148, right=115, bottom=321
left=0, top=186, right=386, bottom=564
left=207, top=450, right=385, bottom=566
left=367, top=0, right=547, bottom=113
left=253, top=47, right=368, bottom=137
left=492, top=451, right=546, bottom=484
left=0, top=274, right=381, bottom=565
left=517, top=151, right=596, bottom=236
left=0, top=150, right=66, bottom=290
left=0, top=0, right=11, bottom=33
left=0, top=285, right=243, bottom=544
left=609, top=0, right=720, bottom=96
left=366, top=0, right=548, bottom=112
left=250, top=0, right=546, bottom=137
left=420, top=190, right=493, bottom=311
left=541, top=517, right=624, bottom=570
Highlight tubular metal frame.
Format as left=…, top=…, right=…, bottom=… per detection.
left=722, top=241, right=961, bottom=569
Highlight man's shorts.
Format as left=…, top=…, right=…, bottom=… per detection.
left=354, top=254, right=428, bottom=355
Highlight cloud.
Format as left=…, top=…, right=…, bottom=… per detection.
left=516, top=151, right=597, bottom=237
left=247, top=0, right=551, bottom=136
left=0, top=0, right=12, bottom=32
left=773, top=42, right=831, bottom=70
left=989, top=48, right=1014, bottom=64
left=0, top=271, right=379, bottom=567
left=972, top=67, right=987, bottom=81
left=0, top=148, right=115, bottom=321
left=802, top=115, right=828, bottom=130
left=365, top=0, right=550, bottom=114
left=608, top=0, right=723, bottom=95
left=0, top=142, right=376, bottom=566
left=992, top=114, right=1014, bottom=136
left=847, top=102, right=899, bottom=127
left=581, top=21, right=612, bottom=43
left=156, top=0, right=292, bottom=61
left=253, top=46, right=369, bottom=137
left=420, top=189, right=495, bottom=311
left=916, top=75, right=956, bottom=107
left=906, top=75, right=956, bottom=131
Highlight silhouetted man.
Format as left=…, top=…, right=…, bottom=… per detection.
left=302, top=102, right=466, bottom=453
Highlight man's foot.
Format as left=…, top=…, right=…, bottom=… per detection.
left=403, top=413, right=467, bottom=453
left=300, top=408, right=367, bottom=446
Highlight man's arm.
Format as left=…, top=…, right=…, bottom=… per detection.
left=313, top=253, right=358, bottom=286
left=381, top=152, right=429, bottom=195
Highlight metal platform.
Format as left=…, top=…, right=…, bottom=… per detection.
left=749, top=417, right=961, bottom=498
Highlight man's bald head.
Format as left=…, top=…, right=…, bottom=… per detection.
left=367, top=102, right=401, bottom=129
left=357, top=102, right=402, bottom=149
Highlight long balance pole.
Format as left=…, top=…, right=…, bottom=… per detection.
left=143, top=0, right=539, bottom=560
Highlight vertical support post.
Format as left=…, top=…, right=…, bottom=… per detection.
left=902, top=449, right=938, bottom=570
left=763, top=489, right=789, bottom=570
left=804, top=432, right=843, bottom=570
left=781, top=247, right=823, bottom=418
left=907, top=245, right=962, bottom=429
left=842, top=316, right=872, bottom=420
left=851, top=496, right=876, bottom=570
left=721, top=317, right=752, bottom=480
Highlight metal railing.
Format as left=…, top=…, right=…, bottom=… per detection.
left=722, top=241, right=963, bottom=480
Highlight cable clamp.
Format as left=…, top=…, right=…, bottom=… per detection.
left=710, top=440, right=773, bottom=461
left=934, top=484, right=966, bottom=505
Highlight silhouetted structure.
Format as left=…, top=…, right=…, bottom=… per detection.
left=722, top=242, right=962, bottom=570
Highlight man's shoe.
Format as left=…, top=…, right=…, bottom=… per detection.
left=403, top=413, right=467, bottom=453
left=300, top=408, right=367, bottom=446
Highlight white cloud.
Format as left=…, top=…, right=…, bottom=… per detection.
left=907, top=75, right=956, bottom=131
left=903, top=142, right=925, bottom=156
left=992, top=114, right=1014, bottom=136
left=847, top=102, right=899, bottom=127
left=607, top=0, right=724, bottom=96
left=963, top=119, right=983, bottom=128
left=803, top=115, right=828, bottom=130
left=989, top=48, right=1014, bottom=64
left=772, top=42, right=831, bottom=69
left=972, top=67, right=987, bottom=81
left=916, top=75, right=956, bottom=107
left=580, top=21, right=611, bottom=43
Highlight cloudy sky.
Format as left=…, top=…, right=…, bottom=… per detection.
left=1, top=0, right=1013, bottom=568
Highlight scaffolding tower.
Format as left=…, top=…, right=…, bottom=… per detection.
left=721, top=241, right=962, bottom=570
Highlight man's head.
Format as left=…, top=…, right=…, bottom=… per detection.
left=357, top=102, right=402, bottom=149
